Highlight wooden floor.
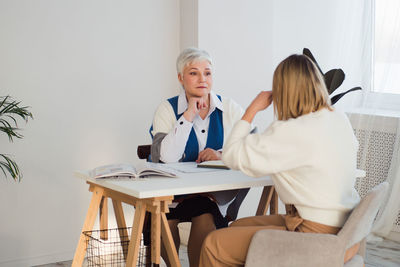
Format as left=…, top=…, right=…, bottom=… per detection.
left=365, top=239, right=400, bottom=267
left=35, top=239, right=400, bottom=267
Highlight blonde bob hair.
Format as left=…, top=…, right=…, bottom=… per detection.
left=272, top=54, right=332, bottom=121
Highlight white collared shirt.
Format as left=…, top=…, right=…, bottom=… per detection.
left=151, top=90, right=244, bottom=163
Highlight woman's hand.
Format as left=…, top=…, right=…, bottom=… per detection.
left=183, top=97, right=208, bottom=122
left=242, top=91, right=273, bottom=123
left=196, top=148, right=222, bottom=163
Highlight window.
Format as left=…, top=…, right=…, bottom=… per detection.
left=373, top=0, right=400, bottom=94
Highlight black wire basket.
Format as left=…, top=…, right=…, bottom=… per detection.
left=83, top=227, right=150, bottom=267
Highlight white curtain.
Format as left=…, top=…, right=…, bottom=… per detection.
left=372, top=122, right=400, bottom=240
left=348, top=112, right=400, bottom=241
left=342, top=0, right=400, bottom=241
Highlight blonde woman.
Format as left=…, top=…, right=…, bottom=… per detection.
left=199, top=54, right=361, bottom=267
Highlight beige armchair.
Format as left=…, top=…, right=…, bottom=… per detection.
left=245, top=182, right=389, bottom=267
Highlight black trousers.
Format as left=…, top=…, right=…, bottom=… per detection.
left=143, top=195, right=228, bottom=245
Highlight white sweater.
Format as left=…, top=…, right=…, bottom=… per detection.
left=222, top=108, right=360, bottom=227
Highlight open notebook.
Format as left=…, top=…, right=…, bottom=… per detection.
left=89, top=163, right=177, bottom=179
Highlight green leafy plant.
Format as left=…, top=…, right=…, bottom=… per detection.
left=0, top=96, right=33, bottom=181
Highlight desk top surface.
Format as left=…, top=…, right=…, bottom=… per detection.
left=75, top=162, right=273, bottom=199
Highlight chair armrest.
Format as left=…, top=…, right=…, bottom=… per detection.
left=245, top=229, right=345, bottom=267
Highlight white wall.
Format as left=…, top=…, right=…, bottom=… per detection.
left=0, top=1, right=180, bottom=266
left=180, top=0, right=198, bottom=50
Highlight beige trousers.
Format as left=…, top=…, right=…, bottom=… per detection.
left=199, top=214, right=341, bottom=267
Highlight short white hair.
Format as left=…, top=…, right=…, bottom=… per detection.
left=176, top=47, right=213, bottom=75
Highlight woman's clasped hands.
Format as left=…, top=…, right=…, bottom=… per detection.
left=183, top=96, right=208, bottom=122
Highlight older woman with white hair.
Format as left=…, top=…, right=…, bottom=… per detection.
left=150, top=47, right=247, bottom=267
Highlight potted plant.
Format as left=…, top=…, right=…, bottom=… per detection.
left=0, top=95, right=33, bottom=181
left=303, top=48, right=362, bottom=104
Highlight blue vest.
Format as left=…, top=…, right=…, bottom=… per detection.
left=150, top=95, right=224, bottom=162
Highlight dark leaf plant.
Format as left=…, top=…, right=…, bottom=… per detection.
left=0, top=96, right=33, bottom=181
left=303, top=48, right=362, bottom=104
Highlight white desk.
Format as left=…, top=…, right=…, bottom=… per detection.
left=72, top=163, right=275, bottom=267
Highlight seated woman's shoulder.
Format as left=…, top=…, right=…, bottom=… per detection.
left=154, top=99, right=175, bottom=116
